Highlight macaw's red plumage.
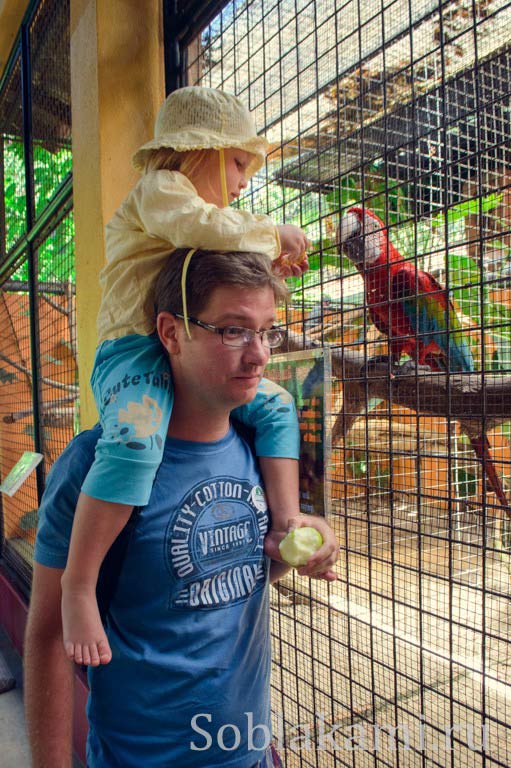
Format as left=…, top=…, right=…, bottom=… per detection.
left=338, top=206, right=511, bottom=516
left=339, top=207, right=474, bottom=372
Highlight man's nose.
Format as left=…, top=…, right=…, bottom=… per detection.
left=243, top=334, right=269, bottom=364
left=239, top=174, right=248, bottom=190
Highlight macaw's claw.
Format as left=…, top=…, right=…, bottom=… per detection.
left=359, top=354, right=395, bottom=379
left=393, top=359, right=434, bottom=376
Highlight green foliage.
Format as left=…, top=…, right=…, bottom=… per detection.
left=430, top=193, right=504, bottom=227
left=348, top=457, right=367, bottom=478
left=3, top=137, right=74, bottom=283
left=3, top=138, right=26, bottom=250
left=453, top=467, right=478, bottom=499
left=33, top=144, right=72, bottom=214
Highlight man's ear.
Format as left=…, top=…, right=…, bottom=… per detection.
left=157, top=312, right=181, bottom=354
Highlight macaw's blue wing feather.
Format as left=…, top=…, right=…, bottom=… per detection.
left=392, top=266, right=475, bottom=372
left=445, top=313, right=475, bottom=373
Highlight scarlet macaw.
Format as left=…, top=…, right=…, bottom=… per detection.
left=338, top=206, right=510, bottom=515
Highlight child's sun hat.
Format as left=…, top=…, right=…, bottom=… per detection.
left=132, top=86, right=269, bottom=178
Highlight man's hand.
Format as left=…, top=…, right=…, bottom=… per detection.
left=265, top=514, right=339, bottom=581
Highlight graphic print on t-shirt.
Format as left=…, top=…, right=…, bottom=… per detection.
left=164, top=477, right=269, bottom=610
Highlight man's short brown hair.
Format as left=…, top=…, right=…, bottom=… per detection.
left=154, top=248, right=289, bottom=318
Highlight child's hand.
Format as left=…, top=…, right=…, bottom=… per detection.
left=272, top=252, right=309, bottom=278
left=273, top=224, right=310, bottom=277
left=277, top=224, right=310, bottom=258
left=265, top=514, right=338, bottom=581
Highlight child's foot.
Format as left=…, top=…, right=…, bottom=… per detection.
left=61, top=585, right=112, bottom=666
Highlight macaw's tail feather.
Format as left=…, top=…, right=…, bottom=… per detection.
left=469, top=435, right=511, bottom=518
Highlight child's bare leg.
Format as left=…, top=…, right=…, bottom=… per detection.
left=259, top=457, right=301, bottom=560
left=61, top=492, right=133, bottom=666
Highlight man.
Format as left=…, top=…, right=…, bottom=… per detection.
left=24, top=248, right=338, bottom=767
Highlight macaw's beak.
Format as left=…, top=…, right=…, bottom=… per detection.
left=337, top=210, right=366, bottom=268
left=337, top=210, right=362, bottom=246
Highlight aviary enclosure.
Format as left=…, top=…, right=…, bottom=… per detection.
left=0, top=0, right=74, bottom=586
left=1, top=0, right=511, bottom=765
left=190, top=0, right=511, bottom=765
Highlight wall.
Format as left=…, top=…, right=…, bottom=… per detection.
left=70, top=0, right=165, bottom=428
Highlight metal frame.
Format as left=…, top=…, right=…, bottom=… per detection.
left=20, top=22, right=44, bottom=497
left=162, top=0, right=228, bottom=92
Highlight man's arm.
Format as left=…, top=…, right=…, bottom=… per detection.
left=269, top=560, right=292, bottom=584
left=24, top=563, right=75, bottom=768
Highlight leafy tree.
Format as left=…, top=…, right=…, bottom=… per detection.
left=2, top=136, right=74, bottom=283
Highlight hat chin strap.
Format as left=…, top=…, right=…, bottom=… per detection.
left=181, top=248, right=196, bottom=340
left=218, top=148, right=230, bottom=207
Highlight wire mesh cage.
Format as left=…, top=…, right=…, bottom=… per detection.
left=187, top=0, right=511, bottom=764
left=29, top=0, right=72, bottom=217
left=0, top=0, right=73, bottom=586
left=0, top=55, right=27, bottom=255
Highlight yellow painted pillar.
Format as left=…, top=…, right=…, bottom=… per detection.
left=0, top=0, right=30, bottom=74
left=70, top=0, right=165, bottom=428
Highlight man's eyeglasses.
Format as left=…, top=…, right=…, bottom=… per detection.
left=173, top=313, right=287, bottom=349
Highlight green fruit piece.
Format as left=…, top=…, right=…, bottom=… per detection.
left=279, top=527, right=324, bottom=567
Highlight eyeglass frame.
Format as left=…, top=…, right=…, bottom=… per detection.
left=172, top=313, right=287, bottom=349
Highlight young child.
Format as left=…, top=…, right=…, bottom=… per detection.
left=61, top=86, right=329, bottom=667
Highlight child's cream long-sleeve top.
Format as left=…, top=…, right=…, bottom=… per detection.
left=97, top=170, right=281, bottom=343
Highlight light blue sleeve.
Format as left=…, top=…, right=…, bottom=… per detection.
left=83, top=334, right=173, bottom=506
left=231, top=377, right=300, bottom=460
left=34, top=427, right=99, bottom=569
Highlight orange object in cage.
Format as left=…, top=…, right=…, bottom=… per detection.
left=0, top=291, right=77, bottom=544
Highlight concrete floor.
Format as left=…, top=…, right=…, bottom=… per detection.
left=0, top=628, right=84, bottom=767
left=0, top=628, right=31, bottom=768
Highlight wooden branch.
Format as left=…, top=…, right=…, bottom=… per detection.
left=305, top=308, right=365, bottom=340
left=0, top=352, right=79, bottom=394
left=2, top=280, right=76, bottom=296
left=2, top=395, right=77, bottom=425
left=40, top=291, right=69, bottom=316
left=3, top=407, right=75, bottom=428
left=285, top=331, right=511, bottom=442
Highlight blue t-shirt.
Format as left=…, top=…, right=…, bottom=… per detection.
left=35, top=425, right=272, bottom=768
